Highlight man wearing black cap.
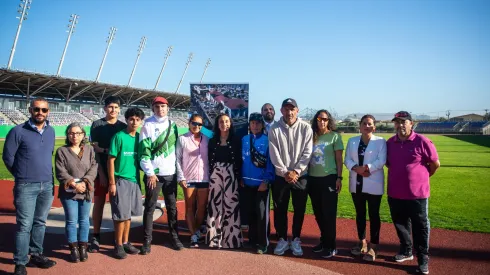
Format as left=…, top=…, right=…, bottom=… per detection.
left=386, top=111, right=440, bottom=275
left=268, top=98, right=313, bottom=257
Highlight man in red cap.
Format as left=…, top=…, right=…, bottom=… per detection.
left=139, top=96, right=183, bottom=254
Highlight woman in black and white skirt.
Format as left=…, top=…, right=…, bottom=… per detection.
left=206, top=113, right=243, bottom=248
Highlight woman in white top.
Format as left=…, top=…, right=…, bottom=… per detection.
left=176, top=114, right=210, bottom=248
left=344, top=114, right=386, bottom=261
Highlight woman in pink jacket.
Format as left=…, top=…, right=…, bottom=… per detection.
left=176, top=114, right=210, bottom=248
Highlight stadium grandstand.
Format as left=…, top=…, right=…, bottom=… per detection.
left=0, top=68, right=192, bottom=137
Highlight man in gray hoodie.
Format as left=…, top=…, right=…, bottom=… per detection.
left=268, top=98, right=313, bottom=257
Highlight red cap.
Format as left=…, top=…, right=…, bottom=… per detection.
left=152, top=96, right=168, bottom=105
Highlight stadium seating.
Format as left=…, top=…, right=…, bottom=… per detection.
left=0, top=109, right=27, bottom=125
left=415, top=122, right=458, bottom=133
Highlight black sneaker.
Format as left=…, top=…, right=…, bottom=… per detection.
left=189, top=234, right=199, bottom=248
left=114, top=245, right=127, bottom=259
left=14, top=265, right=27, bottom=275
left=416, top=256, right=429, bottom=274
left=321, top=249, right=337, bottom=259
left=88, top=236, right=100, bottom=253
left=123, top=242, right=140, bottom=255
left=394, top=253, right=414, bottom=262
left=257, top=245, right=268, bottom=254
left=312, top=243, right=324, bottom=253
left=140, top=239, right=151, bottom=255
left=171, top=238, right=184, bottom=251
left=27, top=254, right=57, bottom=269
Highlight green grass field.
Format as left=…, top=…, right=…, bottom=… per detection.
left=1, top=134, right=489, bottom=233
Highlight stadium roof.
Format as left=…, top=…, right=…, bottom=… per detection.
left=0, top=68, right=191, bottom=109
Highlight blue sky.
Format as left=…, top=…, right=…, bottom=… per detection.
left=0, top=0, right=489, bottom=117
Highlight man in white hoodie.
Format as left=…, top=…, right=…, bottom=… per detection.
left=139, top=96, right=183, bottom=254
left=268, top=98, right=313, bottom=257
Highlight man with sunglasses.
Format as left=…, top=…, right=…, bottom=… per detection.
left=386, top=111, right=440, bottom=275
left=3, top=98, right=57, bottom=275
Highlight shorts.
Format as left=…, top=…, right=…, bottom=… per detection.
left=109, top=178, right=143, bottom=221
left=94, top=176, right=109, bottom=197
left=186, top=181, right=209, bottom=189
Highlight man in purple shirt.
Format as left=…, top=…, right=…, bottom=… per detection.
left=386, top=111, right=440, bottom=275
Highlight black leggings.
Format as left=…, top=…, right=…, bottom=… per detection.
left=351, top=192, right=382, bottom=244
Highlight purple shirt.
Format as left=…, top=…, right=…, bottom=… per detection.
left=386, top=131, right=439, bottom=200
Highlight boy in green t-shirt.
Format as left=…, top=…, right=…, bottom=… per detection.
left=107, top=107, right=145, bottom=259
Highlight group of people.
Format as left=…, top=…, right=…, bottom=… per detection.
left=3, top=95, right=440, bottom=275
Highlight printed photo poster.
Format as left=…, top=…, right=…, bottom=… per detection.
left=190, top=83, right=249, bottom=138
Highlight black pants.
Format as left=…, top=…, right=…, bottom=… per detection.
left=143, top=174, right=178, bottom=241
left=272, top=176, right=308, bottom=240
left=307, top=175, right=338, bottom=250
left=351, top=192, right=382, bottom=244
left=388, top=197, right=430, bottom=259
left=241, top=185, right=270, bottom=247
left=239, top=185, right=249, bottom=226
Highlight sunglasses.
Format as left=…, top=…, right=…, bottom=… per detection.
left=317, top=117, right=329, bottom=122
left=68, top=132, right=84, bottom=136
left=32, top=107, right=49, bottom=113
left=190, top=121, right=203, bottom=127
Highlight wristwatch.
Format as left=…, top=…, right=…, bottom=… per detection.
left=337, top=176, right=343, bottom=180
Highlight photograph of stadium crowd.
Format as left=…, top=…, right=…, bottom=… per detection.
left=190, top=83, right=249, bottom=137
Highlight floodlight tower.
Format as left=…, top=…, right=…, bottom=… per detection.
left=175, top=52, right=193, bottom=94
left=7, top=0, right=33, bottom=69
left=56, top=14, right=79, bottom=76
left=127, top=36, right=147, bottom=87
left=200, top=58, right=211, bottom=84
left=95, top=27, right=117, bottom=82
left=154, top=45, right=173, bottom=90
left=446, top=110, right=451, bottom=120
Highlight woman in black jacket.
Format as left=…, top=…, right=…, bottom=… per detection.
left=206, top=113, right=243, bottom=248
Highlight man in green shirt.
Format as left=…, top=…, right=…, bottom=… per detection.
left=107, top=107, right=145, bottom=259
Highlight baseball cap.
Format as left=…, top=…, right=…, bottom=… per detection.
left=249, top=112, right=264, bottom=123
left=391, top=111, right=412, bottom=121
left=281, top=98, right=298, bottom=108
left=152, top=96, right=168, bottom=105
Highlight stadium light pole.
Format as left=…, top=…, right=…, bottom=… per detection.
left=175, top=52, right=193, bottom=94
left=153, top=45, right=173, bottom=90
left=7, top=0, right=32, bottom=70
left=200, top=58, right=211, bottom=84
left=95, top=27, right=117, bottom=82
left=56, top=14, right=79, bottom=76
left=127, top=36, right=147, bottom=87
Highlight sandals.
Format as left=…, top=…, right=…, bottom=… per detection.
left=350, top=241, right=368, bottom=256
left=363, top=248, right=376, bottom=261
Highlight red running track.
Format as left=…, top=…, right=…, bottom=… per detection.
left=0, top=180, right=489, bottom=274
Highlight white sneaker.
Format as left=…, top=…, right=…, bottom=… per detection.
left=274, top=238, right=289, bottom=256
left=290, top=237, right=303, bottom=256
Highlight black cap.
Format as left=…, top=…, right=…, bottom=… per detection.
left=249, top=112, right=263, bottom=123
left=391, top=111, right=412, bottom=121
left=281, top=98, right=298, bottom=108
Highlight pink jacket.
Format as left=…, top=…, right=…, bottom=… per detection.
left=176, top=132, right=210, bottom=183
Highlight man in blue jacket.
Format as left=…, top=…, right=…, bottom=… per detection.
left=241, top=113, right=275, bottom=254
left=3, top=98, right=57, bottom=275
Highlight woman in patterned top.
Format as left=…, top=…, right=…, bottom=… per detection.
left=55, top=123, right=98, bottom=263
left=308, top=110, right=344, bottom=259
left=344, top=115, right=387, bottom=261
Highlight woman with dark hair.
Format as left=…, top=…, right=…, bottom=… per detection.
left=55, top=122, right=98, bottom=263
left=176, top=114, right=210, bottom=248
left=206, top=113, right=243, bottom=248
left=344, top=115, right=386, bottom=261
left=308, top=110, right=344, bottom=259
left=240, top=113, right=274, bottom=254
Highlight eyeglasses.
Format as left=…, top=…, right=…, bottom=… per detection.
left=190, top=121, right=203, bottom=127
left=68, top=132, right=84, bottom=136
left=32, top=107, right=49, bottom=113
left=317, top=117, right=329, bottom=122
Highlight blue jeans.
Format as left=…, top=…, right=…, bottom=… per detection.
left=60, top=198, right=92, bottom=243
left=13, top=181, right=54, bottom=265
